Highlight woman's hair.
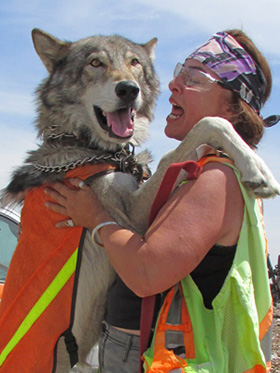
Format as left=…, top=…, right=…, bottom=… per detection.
left=225, top=29, right=272, bottom=148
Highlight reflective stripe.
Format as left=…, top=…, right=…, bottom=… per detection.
left=165, top=285, right=186, bottom=357
left=0, top=248, right=78, bottom=366
left=166, top=284, right=183, bottom=325
left=260, top=324, right=272, bottom=363
left=153, top=285, right=195, bottom=362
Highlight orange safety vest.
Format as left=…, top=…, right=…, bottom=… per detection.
left=0, top=163, right=115, bottom=372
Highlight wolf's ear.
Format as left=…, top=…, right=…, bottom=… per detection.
left=144, top=38, right=158, bottom=62
left=32, top=28, right=71, bottom=73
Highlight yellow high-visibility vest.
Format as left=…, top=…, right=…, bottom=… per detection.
left=143, top=158, right=272, bottom=373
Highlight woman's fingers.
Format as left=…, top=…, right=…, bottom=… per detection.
left=44, top=179, right=110, bottom=228
left=67, top=178, right=91, bottom=191
left=44, top=185, right=68, bottom=203
left=45, top=200, right=68, bottom=216
left=55, top=219, right=75, bottom=229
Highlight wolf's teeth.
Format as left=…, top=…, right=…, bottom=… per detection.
left=102, top=111, right=107, bottom=117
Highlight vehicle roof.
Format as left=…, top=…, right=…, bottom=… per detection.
left=0, top=206, right=20, bottom=224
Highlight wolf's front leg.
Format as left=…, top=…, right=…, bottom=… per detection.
left=69, top=232, right=115, bottom=370
left=126, top=116, right=280, bottom=232
left=180, top=117, right=280, bottom=198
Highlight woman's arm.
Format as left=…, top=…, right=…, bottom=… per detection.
left=45, top=162, right=244, bottom=297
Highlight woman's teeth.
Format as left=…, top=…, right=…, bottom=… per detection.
left=169, top=113, right=180, bottom=119
left=169, top=103, right=183, bottom=119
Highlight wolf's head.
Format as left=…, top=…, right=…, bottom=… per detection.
left=32, top=29, right=160, bottom=151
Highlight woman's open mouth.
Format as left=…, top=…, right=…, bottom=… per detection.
left=168, top=103, right=184, bottom=120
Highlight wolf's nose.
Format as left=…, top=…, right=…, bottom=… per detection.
left=115, top=81, right=140, bottom=104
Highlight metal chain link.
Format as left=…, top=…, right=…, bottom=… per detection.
left=33, top=144, right=138, bottom=174
left=33, top=153, right=120, bottom=173
left=46, top=132, right=77, bottom=140
left=34, top=134, right=143, bottom=180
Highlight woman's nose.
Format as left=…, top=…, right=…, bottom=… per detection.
left=168, top=75, right=184, bottom=93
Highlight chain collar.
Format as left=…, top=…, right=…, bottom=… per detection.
left=46, top=132, right=77, bottom=140
left=33, top=134, right=144, bottom=182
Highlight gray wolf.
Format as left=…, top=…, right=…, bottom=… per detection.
left=1, top=29, right=279, bottom=373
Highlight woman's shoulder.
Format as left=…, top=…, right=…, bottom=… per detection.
left=196, top=160, right=244, bottom=246
left=200, top=159, right=240, bottom=189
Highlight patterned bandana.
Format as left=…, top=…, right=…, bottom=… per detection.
left=188, top=32, right=266, bottom=114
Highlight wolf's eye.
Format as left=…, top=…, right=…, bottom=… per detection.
left=131, top=58, right=140, bottom=66
left=90, top=59, right=103, bottom=67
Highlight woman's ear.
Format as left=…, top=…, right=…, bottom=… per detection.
left=221, top=91, right=236, bottom=122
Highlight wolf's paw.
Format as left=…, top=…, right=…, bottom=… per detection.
left=230, top=145, right=280, bottom=198
left=240, top=159, right=280, bottom=198
left=243, top=179, right=280, bottom=199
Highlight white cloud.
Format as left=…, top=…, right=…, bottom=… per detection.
left=132, top=0, right=280, bottom=56
left=0, top=126, right=37, bottom=190
left=2, top=0, right=280, bottom=56
left=0, top=91, right=34, bottom=117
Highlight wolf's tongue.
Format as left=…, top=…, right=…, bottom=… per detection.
left=106, top=108, right=133, bottom=138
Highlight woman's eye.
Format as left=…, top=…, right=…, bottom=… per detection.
left=131, top=58, right=140, bottom=66
left=189, top=77, right=202, bottom=84
left=188, top=72, right=204, bottom=85
left=90, top=59, right=103, bottom=67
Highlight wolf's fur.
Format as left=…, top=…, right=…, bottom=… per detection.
left=1, top=29, right=279, bottom=372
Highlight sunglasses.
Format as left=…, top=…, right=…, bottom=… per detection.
left=173, top=62, right=225, bottom=91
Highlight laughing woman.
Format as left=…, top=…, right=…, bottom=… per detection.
left=46, top=29, right=278, bottom=372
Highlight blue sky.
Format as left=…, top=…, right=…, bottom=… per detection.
left=0, top=0, right=279, bottom=264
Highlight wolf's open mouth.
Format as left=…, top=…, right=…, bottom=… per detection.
left=94, top=106, right=135, bottom=139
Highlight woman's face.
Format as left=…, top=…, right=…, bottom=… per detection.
left=165, top=59, right=233, bottom=141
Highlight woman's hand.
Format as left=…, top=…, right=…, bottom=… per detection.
left=44, top=178, right=111, bottom=228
